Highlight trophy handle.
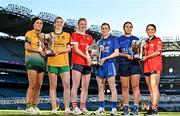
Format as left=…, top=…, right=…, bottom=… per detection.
left=139, top=40, right=146, bottom=59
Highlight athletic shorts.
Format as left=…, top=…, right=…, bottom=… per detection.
left=26, top=65, right=45, bottom=73
left=96, top=62, right=116, bottom=78
left=48, top=65, right=70, bottom=74
left=144, top=70, right=160, bottom=77
left=72, top=63, right=92, bottom=75
left=119, top=63, right=141, bottom=77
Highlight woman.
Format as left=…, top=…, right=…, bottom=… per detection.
left=47, top=17, right=71, bottom=115
left=25, top=17, right=46, bottom=114
left=143, top=24, right=162, bottom=116
left=117, top=21, right=141, bottom=116
left=95, top=23, right=119, bottom=116
left=70, top=18, right=93, bottom=115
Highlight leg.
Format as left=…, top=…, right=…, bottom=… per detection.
left=26, top=70, right=38, bottom=107
left=120, top=76, right=130, bottom=104
left=32, top=72, right=44, bottom=106
left=48, top=73, right=57, bottom=110
left=96, top=77, right=106, bottom=101
left=60, top=71, right=71, bottom=109
left=145, top=76, right=152, bottom=102
left=107, top=76, right=117, bottom=102
left=80, top=74, right=91, bottom=109
left=130, top=74, right=140, bottom=104
left=71, top=70, right=81, bottom=109
left=150, top=73, right=160, bottom=109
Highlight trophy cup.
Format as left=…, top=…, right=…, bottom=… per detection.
left=44, top=33, right=55, bottom=56
left=86, top=40, right=104, bottom=65
left=131, top=40, right=146, bottom=60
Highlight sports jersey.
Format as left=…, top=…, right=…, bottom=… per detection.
left=25, top=30, right=45, bottom=68
left=117, top=35, right=139, bottom=64
left=97, top=35, right=119, bottom=62
left=71, top=32, right=93, bottom=66
left=144, top=36, right=163, bottom=73
left=96, top=35, right=119, bottom=78
left=47, top=32, right=70, bottom=67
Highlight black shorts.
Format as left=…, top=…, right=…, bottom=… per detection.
left=72, top=63, right=92, bottom=75
left=144, top=70, right=160, bottom=76
left=119, top=63, right=142, bottom=77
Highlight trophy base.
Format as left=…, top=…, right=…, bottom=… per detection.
left=91, top=61, right=99, bottom=66
left=133, top=54, right=141, bottom=60
left=46, top=51, right=55, bottom=57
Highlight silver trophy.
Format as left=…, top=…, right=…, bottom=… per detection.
left=86, top=41, right=104, bottom=65
left=44, top=33, right=55, bottom=56
left=131, top=40, right=146, bottom=60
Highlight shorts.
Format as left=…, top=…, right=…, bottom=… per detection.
left=48, top=65, right=70, bottom=74
left=144, top=70, right=161, bottom=77
left=96, top=62, right=116, bottom=78
left=25, top=53, right=45, bottom=73
left=26, top=65, right=45, bottom=73
left=72, top=63, right=92, bottom=75
left=119, top=63, right=142, bottom=77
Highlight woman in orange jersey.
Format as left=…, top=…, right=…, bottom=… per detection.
left=25, top=17, right=46, bottom=114
left=70, top=18, right=93, bottom=115
left=47, top=17, right=72, bottom=115
left=143, top=24, right=163, bottom=116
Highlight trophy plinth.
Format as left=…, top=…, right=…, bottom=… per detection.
left=44, top=33, right=55, bottom=57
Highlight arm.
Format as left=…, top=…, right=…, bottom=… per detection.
left=55, top=44, right=71, bottom=55
left=142, top=51, right=160, bottom=61
left=25, top=42, right=46, bottom=56
left=99, top=48, right=119, bottom=65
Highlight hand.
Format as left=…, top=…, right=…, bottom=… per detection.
left=86, top=55, right=91, bottom=66
left=127, top=54, right=133, bottom=60
left=39, top=50, right=46, bottom=56
left=99, top=58, right=106, bottom=66
left=142, top=56, right=148, bottom=61
left=55, top=51, right=61, bottom=56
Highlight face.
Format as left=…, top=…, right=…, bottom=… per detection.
left=78, top=20, right=87, bottom=32
left=33, top=19, right=43, bottom=31
left=54, top=18, right=64, bottom=29
left=146, top=25, right=156, bottom=37
left=124, top=23, right=133, bottom=35
left=101, top=25, right=110, bottom=37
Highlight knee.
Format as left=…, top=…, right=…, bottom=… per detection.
left=28, top=83, right=36, bottom=90
left=132, top=84, right=139, bottom=91
left=122, top=85, right=129, bottom=91
left=63, top=81, right=70, bottom=90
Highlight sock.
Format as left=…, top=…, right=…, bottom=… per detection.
left=98, top=101, right=105, bottom=108
left=80, top=102, right=85, bottom=110
left=111, top=101, right=117, bottom=108
left=32, top=104, right=37, bottom=108
left=152, top=104, right=158, bottom=111
left=26, top=103, right=31, bottom=109
left=72, top=102, right=77, bottom=110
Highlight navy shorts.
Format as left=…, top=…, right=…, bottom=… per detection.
left=96, top=62, right=116, bottom=78
left=72, top=63, right=92, bottom=75
left=119, top=63, right=142, bottom=77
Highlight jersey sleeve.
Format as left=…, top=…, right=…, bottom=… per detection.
left=113, top=37, right=120, bottom=50
left=155, top=38, right=163, bottom=52
left=25, top=31, right=32, bottom=44
left=70, top=33, right=78, bottom=44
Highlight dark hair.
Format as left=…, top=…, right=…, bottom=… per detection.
left=123, top=21, right=133, bottom=29
left=54, top=16, right=63, bottom=23
left=30, top=17, right=42, bottom=30
left=146, top=24, right=156, bottom=31
left=101, top=23, right=111, bottom=29
left=77, top=18, right=87, bottom=25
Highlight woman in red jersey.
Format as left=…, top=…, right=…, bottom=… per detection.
left=70, top=18, right=93, bottom=115
left=142, top=24, right=163, bottom=116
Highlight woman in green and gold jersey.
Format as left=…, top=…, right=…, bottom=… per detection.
left=24, top=17, right=46, bottom=114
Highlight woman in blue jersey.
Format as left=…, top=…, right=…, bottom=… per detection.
left=94, top=23, right=119, bottom=116
left=117, top=21, right=141, bottom=116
